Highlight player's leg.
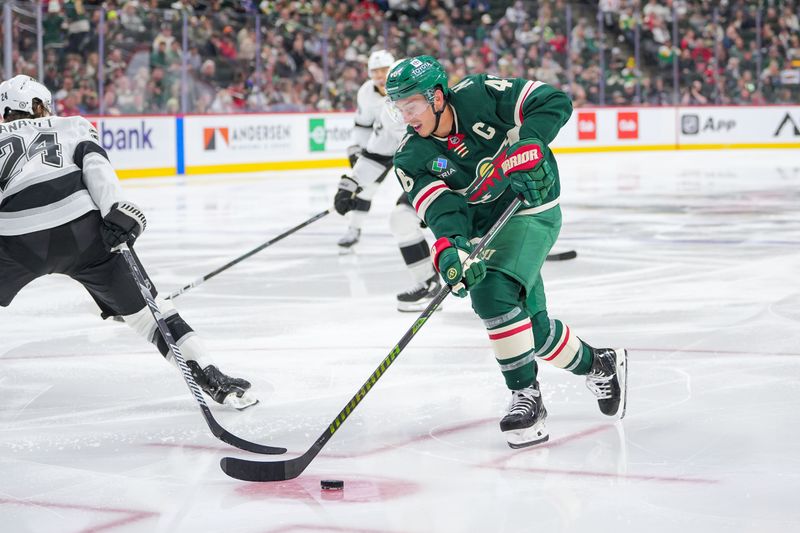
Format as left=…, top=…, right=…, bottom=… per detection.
left=518, top=213, right=626, bottom=418
left=389, top=193, right=440, bottom=311
left=338, top=151, right=393, bottom=249
left=528, top=285, right=627, bottom=418
left=0, top=237, right=43, bottom=308
left=67, top=213, right=255, bottom=406
left=470, top=271, right=548, bottom=448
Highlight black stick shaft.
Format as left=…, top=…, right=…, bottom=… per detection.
left=120, top=244, right=286, bottom=455
left=167, top=209, right=330, bottom=300
left=220, top=198, right=522, bottom=481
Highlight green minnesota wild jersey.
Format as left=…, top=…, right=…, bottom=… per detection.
left=393, top=74, right=573, bottom=239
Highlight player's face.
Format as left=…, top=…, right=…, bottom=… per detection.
left=370, top=67, right=390, bottom=91
left=393, top=94, right=435, bottom=136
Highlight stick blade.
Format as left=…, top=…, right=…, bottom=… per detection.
left=205, top=413, right=287, bottom=455
left=546, top=250, right=578, bottom=261
left=220, top=456, right=297, bottom=482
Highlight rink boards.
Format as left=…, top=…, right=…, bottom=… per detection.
left=85, top=105, right=800, bottom=179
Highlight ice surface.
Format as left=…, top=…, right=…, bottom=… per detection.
left=1, top=150, right=799, bottom=532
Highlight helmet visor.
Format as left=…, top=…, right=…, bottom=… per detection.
left=390, top=95, right=430, bottom=122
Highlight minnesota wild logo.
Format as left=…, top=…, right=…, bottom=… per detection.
left=466, top=151, right=509, bottom=203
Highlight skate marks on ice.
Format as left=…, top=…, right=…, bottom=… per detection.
left=1, top=152, right=799, bottom=532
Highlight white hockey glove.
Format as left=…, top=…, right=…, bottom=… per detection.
left=346, top=145, right=363, bottom=167
left=101, top=201, right=147, bottom=250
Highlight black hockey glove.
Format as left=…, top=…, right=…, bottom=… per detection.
left=101, top=201, right=147, bottom=250
left=333, top=175, right=362, bottom=215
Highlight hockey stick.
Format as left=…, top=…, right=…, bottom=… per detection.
left=119, top=244, right=287, bottom=455
left=219, top=198, right=523, bottom=482
left=166, top=209, right=331, bottom=300
left=546, top=250, right=577, bottom=261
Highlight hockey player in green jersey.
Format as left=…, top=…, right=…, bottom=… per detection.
left=386, top=56, right=627, bottom=448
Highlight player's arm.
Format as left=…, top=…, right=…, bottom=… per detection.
left=349, top=85, right=375, bottom=166
left=487, top=76, right=573, bottom=205
left=395, top=146, right=483, bottom=297
left=394, top=157, right=469, bottom=240
left=73, top=118, right=146, bottom=249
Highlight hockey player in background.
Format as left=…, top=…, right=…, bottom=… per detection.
left=0, top=75, right=255, bottom=409
left=334, top=50, right=442, bottom=311
left=385, top=56, right=628, bottom=448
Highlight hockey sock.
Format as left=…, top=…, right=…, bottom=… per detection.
left=484, top=308, right=538, bottom=390
left=347, top=204, right=369, bottom=230
left=390, top=202, right=434, bottom=283
left=123, top=298, right=210, bottom=367
left=530, top=312, right=593, bottom=375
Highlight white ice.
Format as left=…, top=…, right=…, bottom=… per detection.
left=1, top=150, right=799, bottom=533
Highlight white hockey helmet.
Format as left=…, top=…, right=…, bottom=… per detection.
left=0, top=75, right=53, bottom=118
left=368, top=50, right=396, bottom=73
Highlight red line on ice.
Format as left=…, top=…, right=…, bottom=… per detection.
left=0, top=498, right=157, bottom=533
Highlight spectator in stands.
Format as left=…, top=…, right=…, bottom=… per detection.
left=12, top=0, right=797, bottom=113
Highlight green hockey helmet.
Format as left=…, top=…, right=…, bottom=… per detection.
left=386, top=55, right=449, bottom=104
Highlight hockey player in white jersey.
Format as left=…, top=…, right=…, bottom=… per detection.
left=0, top=75, right=255, bottom=409
left=334, top=51, right=442, bottom=311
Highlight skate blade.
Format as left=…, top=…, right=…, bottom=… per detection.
left=614, top=347, right=628, bottom=420
left=338, top=246, right=356, bottom=255
left=504, top=419, right=549, bottom=449
left=224, top=391, right=259, bottom=411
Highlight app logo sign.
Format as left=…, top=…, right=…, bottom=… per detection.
left=203, top=127, right=229, bottom=151
left=577, top=112, right=596, bottom=140
left=617, top=111, right=638, bottom=140
left=681, top=114, right=700, bottom=135
left=682, top=114, right=736, bottom=135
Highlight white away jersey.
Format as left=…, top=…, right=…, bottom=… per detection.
left=353, top=79, right=407, bottom=157
left=0, top=115, right=122, bottom=236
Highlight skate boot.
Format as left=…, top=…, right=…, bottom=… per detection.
left=585, top=347, right=627, bottom=419
left=186, top=360, right=258, bottom=410
left=500, top=381, right=549, bottom=448
left=337, top=227, right=361, bottom=250
left=396, top=274, right=442, bottom=312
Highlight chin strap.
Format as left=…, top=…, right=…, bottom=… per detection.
left=428, top=88, right=450, bottom=135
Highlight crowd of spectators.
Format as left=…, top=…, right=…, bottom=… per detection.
left=3, top=0, right=799, bottom=116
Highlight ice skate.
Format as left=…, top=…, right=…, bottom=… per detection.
left=500, top=382, right=549, bottom=448
left=337, top=227, right=361, bottom=252
left=186, top=360, right=258, bottom=410
left=585, top=347, right=627, bottom=419
left=397, top=274, right=442, bottom=312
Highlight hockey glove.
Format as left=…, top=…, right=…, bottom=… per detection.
left=431, top=236, right=487, bottom=298
left=346, top=145, right=363, bottom=168
left=500, top=138, right=555, bottom=207
left=101, top=201, right=147, bottom=251
left=333, top=175, right=362, bottom=215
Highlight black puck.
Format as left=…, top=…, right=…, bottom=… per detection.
left=321, top=479, right=344, bottom=490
